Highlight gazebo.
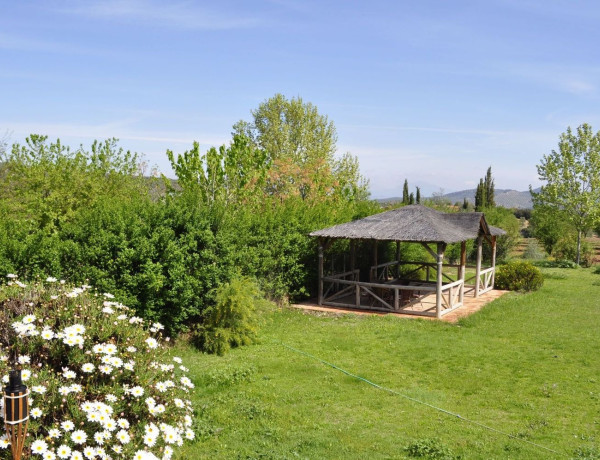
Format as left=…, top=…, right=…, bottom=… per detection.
left=309, top=205, right=506, bottom=318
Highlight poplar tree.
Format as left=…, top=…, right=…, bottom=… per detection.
left=532, top=123, right=600, bottom=265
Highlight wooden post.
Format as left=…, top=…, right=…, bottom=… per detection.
left=371, top=240, right=378, bottom=282
left=396, top=241, right=401, bottom=278
left=459, top=241, right=466, bottom=303
left=435, top=243, right=445, bottom=318
left=350, top=240, right=356, bottom=272
left=475, top=236, right=482, bottom=297
left=491, top=235, right=497, bottom=289
left=318, top=239, right=324, bottom=305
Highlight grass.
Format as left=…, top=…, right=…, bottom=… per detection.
left=176, top=267, right=600, bottom=459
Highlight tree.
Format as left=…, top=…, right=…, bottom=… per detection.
left=462, top=197, right=469, bottom=211
left=402, top=179, right=409, bottom=204
left=474, top=167, right=495, bottom=210
left=416, top=186, right=421, bottom=204
left=475, top=179, right=486, bottom=211
left=485, top=166, right=495, bottom=207
left=532, top=123, right=600, bottom=265
left=409, top=192, right=415, bottom=205
left=166, top=135, right=268, bottom=207
left=231, top=94, right=368, bottom=201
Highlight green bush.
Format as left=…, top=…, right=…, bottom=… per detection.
left=553, top=235, right=594, bottom=267
left=194, top=277, right=270, bottom=355
left=495, top=261, right=544, bottom=292
left=534, top=259, right=579, bottom=269
left=404, top=438, right=455, bottom=459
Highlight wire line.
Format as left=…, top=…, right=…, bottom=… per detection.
left=279, top=341, right=566, bottom=458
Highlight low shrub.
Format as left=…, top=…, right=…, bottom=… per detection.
left=0, top=275, right=195, bottom=459
left=495, top=261, right=544, bottom=292
left=534, top=260, right=579, bottom=269
left=404, top=438, right=455, bottom=459
left=193, top=276, right=271, bottom=355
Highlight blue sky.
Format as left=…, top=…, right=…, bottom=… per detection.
left=2, top=0, right=600, bottom=197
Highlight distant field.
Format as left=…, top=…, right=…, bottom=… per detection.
left=177, top=267, right=600, bottom=459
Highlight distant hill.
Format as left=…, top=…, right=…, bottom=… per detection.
left=379, top=188, right=539, bottom=209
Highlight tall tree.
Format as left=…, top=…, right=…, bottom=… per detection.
left=484, top=166, right=495, bottom=207
left=474, top=178, right=486, bottom=211
left=416, top=186, right=421, bottom=204
left=402, top=179, right=409, bottom=204
left=532, top=123, right=600, bottom=265
left=409, top=192, right=415, bottom=205
left=232, top=93, right=367, bottom=201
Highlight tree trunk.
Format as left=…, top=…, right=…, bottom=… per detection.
left=576, top=230, right=581, bottom=266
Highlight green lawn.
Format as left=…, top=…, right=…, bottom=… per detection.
left=176, top=267, right=600, bottom=459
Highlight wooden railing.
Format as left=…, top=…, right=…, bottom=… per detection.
left=322, top=269, right=360, bottom=303
left=370, top=260, right=468, bottom=283
left=477, top=267, right=495, bottom=295
left=322, top=275, right=465, bottom=317
left=439, top=279, right=464, bottom=315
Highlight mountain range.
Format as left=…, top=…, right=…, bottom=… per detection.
left=379, top=188, right=540, bottom=209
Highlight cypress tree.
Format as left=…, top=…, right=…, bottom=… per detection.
left=409, top=192, right=415, bottom=205
left=484, top=166, right=495, bottom=207
left=416, top=186, right=421, bottom=204
left=475, top=178, right=487, bottom=211
left=462, top=197, right=469, bottom=210
left=402, top=179, right=409, bottom=204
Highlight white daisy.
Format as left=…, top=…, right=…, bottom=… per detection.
left=31, top=439, right=48, bottom=454
left=70, top=430, right=87, bottom=444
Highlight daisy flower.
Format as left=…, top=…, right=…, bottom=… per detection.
left=70, top=430, right=87, bottom=444
left=117, top=418, right=130, bottom=429
left=30, top=407, right=43, bottom=419
left=130, top=386, right=144, bottom=397
left=144, top=338, right=158, bottom=349
left=56, top=444, right=71, bottom=459
left=82, top=363, right=95, bottom=373
left=61, top=420, right=75, bottom=432
left=116, top=430, right=130, bottom=444
left=41, top=329, right=55, bottom=340
left=31, top=439, right=48, bottom=454
left=22, top=314, right=36, bottom=324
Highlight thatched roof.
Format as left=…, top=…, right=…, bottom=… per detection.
left=310, top=205, right=506, bottom=244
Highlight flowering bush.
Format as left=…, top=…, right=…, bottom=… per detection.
left=0, top=275, right=195, bottom=459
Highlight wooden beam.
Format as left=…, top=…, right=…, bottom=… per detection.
left=475, top=236, right=483, bottom=297
left=350, top=240, right=356, bottom=272
left=435, top=242, right=446, bottom=318
left=420, top=242, right=438, bottom=260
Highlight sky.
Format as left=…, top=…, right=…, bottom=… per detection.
left=2, top=0, right=600, bottom=198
